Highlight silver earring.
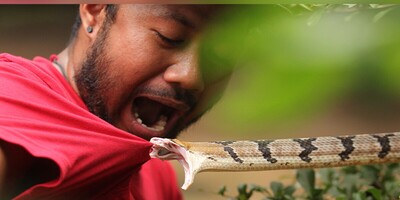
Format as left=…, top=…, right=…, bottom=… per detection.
left=87, top=26, right=93, bottom=33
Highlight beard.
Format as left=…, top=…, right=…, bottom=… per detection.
left=75, top=24, right=114, bottom=123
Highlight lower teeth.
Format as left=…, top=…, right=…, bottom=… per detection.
left=135, top=112, right=168, bottom=132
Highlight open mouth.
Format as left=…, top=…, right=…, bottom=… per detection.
left=130, top=93, right=191, bottom=137
left=133, top=97, right=174, bottom=132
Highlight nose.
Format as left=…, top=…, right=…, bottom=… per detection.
left=163, top=45, right=205, bottom=92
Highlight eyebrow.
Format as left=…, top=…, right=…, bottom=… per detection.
left=156, top=10, right=197, bottom=31
left=149, top=5, right=209, bottom=30
left=165, top=12, right=196, bottom=29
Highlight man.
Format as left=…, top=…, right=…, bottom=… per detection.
left=0, top=5, right=231, bottom=199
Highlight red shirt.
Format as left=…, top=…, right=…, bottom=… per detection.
left=0, top=53, right=182, bottom=200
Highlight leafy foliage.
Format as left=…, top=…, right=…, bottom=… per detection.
left=218, top=164, right=400, bottom=200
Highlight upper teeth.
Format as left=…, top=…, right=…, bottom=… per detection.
left=135, top=111, right=168, bottom=132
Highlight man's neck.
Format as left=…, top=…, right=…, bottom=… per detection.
left=56, top=47, right=80, bottom=97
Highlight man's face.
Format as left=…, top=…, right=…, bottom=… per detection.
left=75, top=5, right=231, bottom=140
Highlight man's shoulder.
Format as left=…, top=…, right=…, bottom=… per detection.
left=0, top=53, right=51, bottom=81
left=0, top=53, right=66, bottom=90
left=0, top=53, right=28, bottom=61
left=0, top=53, right=36, bottom=67
left=0, top=53, right=51, bottom=73
left=0, top=52, right=84, bottom=107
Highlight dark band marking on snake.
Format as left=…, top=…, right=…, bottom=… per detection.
left=207, top=156, right=218, bottom=161
left=215, top=141, right=243, bottom=163
left=224, top=146, right=244, bottom=163
left=293, top=138, right=318, bottom=163
left=373, top=134, right=395, bottom=158
left=254, top=140, right=277, bottom=163
left=214, top=141, right=234, bottom=146
left=337, top=136, right=355, bottom=161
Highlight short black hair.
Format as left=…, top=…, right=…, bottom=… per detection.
left=69, top=5, right=118, bottom=43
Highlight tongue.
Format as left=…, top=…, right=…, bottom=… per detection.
left=134, top=97, right=163, bottom=126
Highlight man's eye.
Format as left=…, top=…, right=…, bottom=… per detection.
left=154, top=31, right=185, bottom=47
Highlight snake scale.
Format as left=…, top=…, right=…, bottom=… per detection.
left=149, top=132, right=400, bottom=190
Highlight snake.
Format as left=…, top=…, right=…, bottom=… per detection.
left=149, top=132, right=400, bottom=190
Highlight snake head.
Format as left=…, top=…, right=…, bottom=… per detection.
left=149, top=137, right=185, bottom=160
left=149, top=137, right=204, bottom=190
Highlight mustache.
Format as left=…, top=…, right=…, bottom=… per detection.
left=133, top=85, right=198, bottom=109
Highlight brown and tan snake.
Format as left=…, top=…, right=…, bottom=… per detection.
left=149, top=132, right=400, bottom=190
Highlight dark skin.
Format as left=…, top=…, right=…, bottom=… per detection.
left=60, top=4, right=230, bottom=140
left=0, top=4, right=232, bottom=197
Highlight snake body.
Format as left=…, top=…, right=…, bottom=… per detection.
left=149, top=132, right=400, bottom=190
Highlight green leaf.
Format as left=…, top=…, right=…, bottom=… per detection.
left=270, top=181, right=283, bottom=196
left=249, top=184, right=267, bottom=193
left=218, top=185, right=227, bottom=196
left=284, top=185, right=296, bottom=196
left=367, top=188, right=383, bottom=200
left=352, top=192, right=366, bottom=200
left=343, top=174, right=359, bottom=196
left=237, top=184, right=247, bottom=194
left=311, top=189, right=324, bottom=200
left=237, top=183, right=249, bottom=200
left=383, top=163, right=400, bottom=182
left=360, top=165, right=380, bottom=184
left=327, top=185, right=343, bottom=197
left=296, top=169, right=316, bottom=196
left=320, top=168, right=334, bottom=183
left=387, top=163, right=399, bottom=170
left=342, top=166, right=358, bottom=174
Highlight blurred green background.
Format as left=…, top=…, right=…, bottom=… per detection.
left=197, top=4, right=400, bottom=136
left=2, top=4, right=400, bottom=200
left=184, top=4, right=400, bottom=199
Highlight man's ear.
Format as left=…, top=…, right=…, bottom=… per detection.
left=79, top=4, right=107, bottom=41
